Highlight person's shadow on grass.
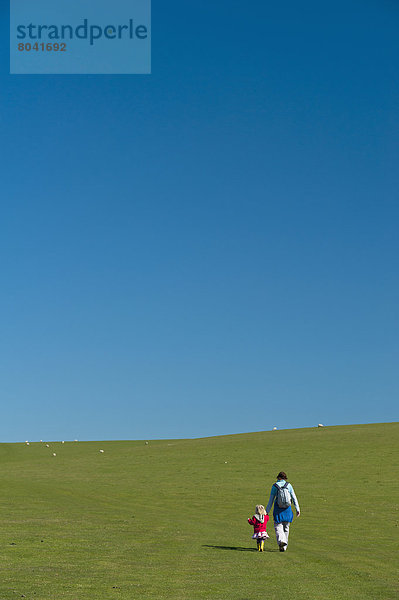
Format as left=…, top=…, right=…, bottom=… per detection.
left=203, top=544, right=277, bottom=552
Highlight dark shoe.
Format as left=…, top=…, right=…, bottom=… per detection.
left=279, top=542, right=287, bottom=552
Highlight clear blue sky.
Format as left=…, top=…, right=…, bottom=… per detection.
left=1, top=1, right=398, bottom=442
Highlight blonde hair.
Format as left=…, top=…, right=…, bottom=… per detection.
left=256, top=504, right=266, bottom=516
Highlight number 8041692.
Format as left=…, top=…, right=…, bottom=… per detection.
left=18, top=43, right=67, bottom=51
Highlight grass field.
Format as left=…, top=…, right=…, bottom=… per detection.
left=0, top=422, right=398, bottom=599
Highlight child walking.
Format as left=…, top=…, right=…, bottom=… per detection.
left=248, top=504, right=270, bottom=551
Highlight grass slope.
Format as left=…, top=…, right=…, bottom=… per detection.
left=0, top=422, right=398, bottom=600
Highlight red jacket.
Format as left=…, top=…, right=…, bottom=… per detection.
left=248, top=514, right=269, bottom=534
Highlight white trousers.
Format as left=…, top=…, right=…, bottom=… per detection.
left=274, top=522, right=290, bottom=548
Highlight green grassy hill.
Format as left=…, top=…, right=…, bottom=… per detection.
left=0, top=422, right=398, bottom=599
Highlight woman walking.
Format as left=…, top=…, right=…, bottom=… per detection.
left=265, top=471, right=300, bottom=552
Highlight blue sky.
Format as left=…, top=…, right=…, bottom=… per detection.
left=0, top=1, right=398, bottom=442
